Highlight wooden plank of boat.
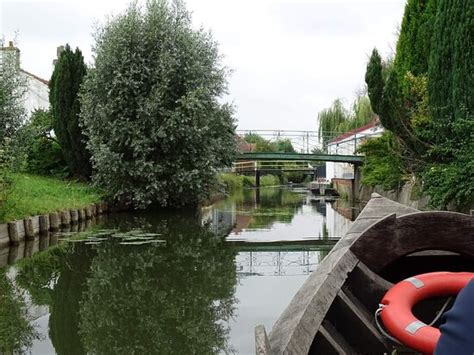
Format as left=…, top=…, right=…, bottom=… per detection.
left=254, top=193, right=474, bottom=354
left=350, top=211, right=474, bottom=272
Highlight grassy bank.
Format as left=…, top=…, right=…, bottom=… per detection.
left=0, top=174, right=103, bottom=223
left=218, top=173, right=281, bottom=192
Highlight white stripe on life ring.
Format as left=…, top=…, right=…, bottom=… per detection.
left=405, top=277, right=425, bottom=288
left=405, top=320, right=427, bottom=334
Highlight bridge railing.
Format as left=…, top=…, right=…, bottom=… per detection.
left=232, top=160, right=316, bottom=173
left=237, top=129, right=383, bottom=155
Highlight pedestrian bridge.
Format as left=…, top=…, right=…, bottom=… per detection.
left=236, top=152, right=363, bottom=164
left=231, top=152, right=363, bottom=188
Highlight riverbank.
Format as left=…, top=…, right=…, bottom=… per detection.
left=0, top=174, right=103, bottom=223
left=0, top=186, right=356, bottom=354
left=332, top=177, right=430, bottom=211
left=218, top=173, right=281, bottom=192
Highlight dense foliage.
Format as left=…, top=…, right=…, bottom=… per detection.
left=15, top=109, right=67, bottom=176
left=357, top=132, right=404, bottom=190
left=365, top=0, right=436, bottom=160
left=243, top=133, right=296, bottom=153
left=218, top=173, right=280, bottom=192
left=49, top=45, right=91, bottom=179
left=364, top=0, right=473, bottom=209
left=423, top=0, right=473, bottom=208
left=81, top=0, right=237, bottom=208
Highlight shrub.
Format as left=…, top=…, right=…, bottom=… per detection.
left=242, top=176, right=255, bottom=187
left=357, top=132, right=405, bottom=190
left=81, top=1, right=236, bottom=208
left=260, top=175, right=280, bottom=187
left=217, top=173, right=243, bottom=192
left=14, top=110, right=67, bottom=177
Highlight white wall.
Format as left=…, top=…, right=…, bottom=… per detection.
left=22, top=72, right=49, bottom=116
left=326, top=125, right=384, bottom=180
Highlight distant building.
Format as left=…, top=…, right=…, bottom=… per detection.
left=0, top=41, right=49, bottom=116
left=326, top=117, right=383, bottom=180
left=236, top=135, right=256, bottom=153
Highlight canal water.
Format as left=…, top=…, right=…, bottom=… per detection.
left=0, top=187, right=359, bottom=355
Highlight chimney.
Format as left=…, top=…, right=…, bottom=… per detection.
left=0, top=40, right=21, bottom=70
left=52, top=45, right=65, bottom=67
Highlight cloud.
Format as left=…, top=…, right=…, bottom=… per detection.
left=1, top=0, right=405, bottom=130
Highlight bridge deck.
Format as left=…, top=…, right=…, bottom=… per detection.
left=237, top=152, right=363, bottom=164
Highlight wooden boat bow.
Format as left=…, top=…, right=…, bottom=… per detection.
left=254, top=193, right=474, bottom=355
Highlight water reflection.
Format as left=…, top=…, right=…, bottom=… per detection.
left=0, top=187, right=359, bottom=355
left=206, top=187, right=358, bottom=242
left=236, top=250, right=325, bottom=277
left=9, top=214, right=237, bottom=355
left=0, top=267, right=39, bottom=353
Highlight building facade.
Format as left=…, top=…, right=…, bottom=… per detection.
left=326, top=118, right=383, bottom=180
left=1, top=41, right=49, bottom=117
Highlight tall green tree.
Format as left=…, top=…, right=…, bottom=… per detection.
left=49, top=45, right=91, bottom=179
left=365, top=49, right=385, bottom=116
left=422, top=0, right=474, bottom=208
left=81, top=0, right=237, bottom=208
left=365, top=0, right=437, bottom=176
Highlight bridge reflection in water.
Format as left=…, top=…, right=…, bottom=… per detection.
left=235, top=249, right=328, bottom=277
left=201, top=187, right=359, bottom=277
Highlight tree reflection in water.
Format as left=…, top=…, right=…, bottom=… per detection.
left=12, top=211, right=237, bottom=355
left=79, top=213, right=237, bottom=355
left=0, top=267, right=39, bottom=353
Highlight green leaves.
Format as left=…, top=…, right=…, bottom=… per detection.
left=362, top=0, right=473, bottom=210
left=81, top=0, right=237, bottom=208
left=365, top=49, right=384, bottom=115
left=49, top=44, right=90, bottom=179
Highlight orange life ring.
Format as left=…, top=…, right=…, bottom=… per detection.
left=379, top=271, right=474, bottom=354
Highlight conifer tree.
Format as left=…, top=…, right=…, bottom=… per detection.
left=422, top=0, right=474, bottom=208
left=365, top=49, right=384, bottom=116
left=428, top=0, right=473, bottom=135
left=49, top=45, right=91, bottom=178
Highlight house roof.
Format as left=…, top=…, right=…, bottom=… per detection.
left=20, top=69, right=49, bottom=86
left=328, top=115, right=380, bottom=145
left=236, top=135, right=255, bottom=153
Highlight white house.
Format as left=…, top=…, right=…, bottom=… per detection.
left=0, top=41, right=49, bottom=117
left=326, top=117, right=384, bottom=180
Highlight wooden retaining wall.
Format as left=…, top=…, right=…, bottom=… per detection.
left=1, top=202, right=109, bottom=247
left=0, top=215, right=104, bottom=269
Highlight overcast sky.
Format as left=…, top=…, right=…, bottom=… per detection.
left=1, top=0, right=405, bottom=130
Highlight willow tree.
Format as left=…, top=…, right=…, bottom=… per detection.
left=49, top=45, right=90, bottom=178
left=81, top=0, right=237, bottom=208
left=317, top=99, right=349, bottom=148
left=317, top=96, right=374, bottom=149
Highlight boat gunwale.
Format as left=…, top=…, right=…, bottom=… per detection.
left=254, top=193, right=473, bottom=354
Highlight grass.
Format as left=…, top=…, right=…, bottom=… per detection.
left=0, top=174, right=103, bottom=223
left=218, top=173, right=281, bottom=192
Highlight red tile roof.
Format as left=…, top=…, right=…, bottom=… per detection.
left=329, top=116, right=380, bottom=144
